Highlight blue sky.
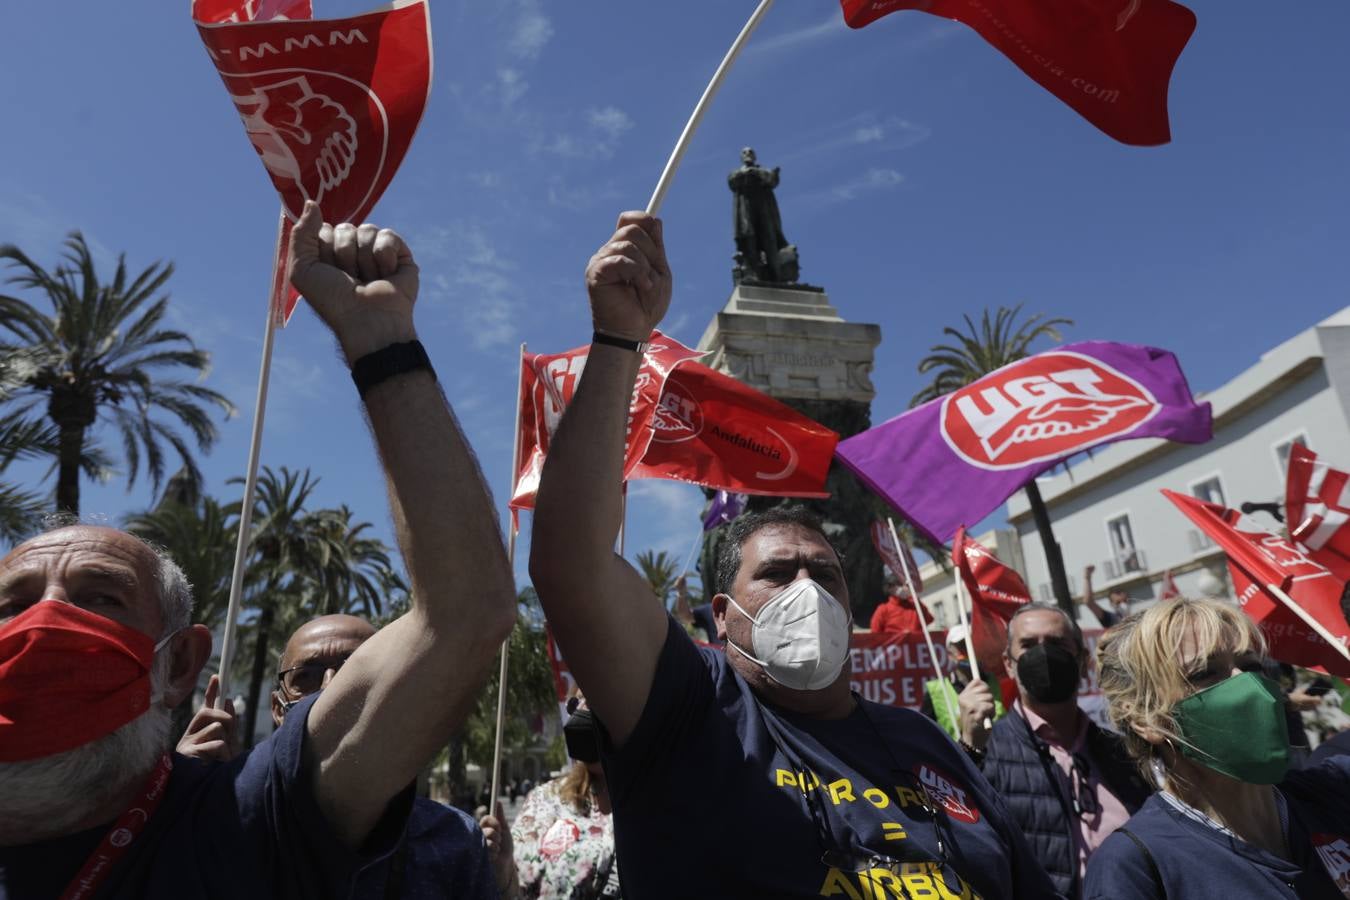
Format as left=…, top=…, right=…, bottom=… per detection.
left=2, top=0, right=1348, bottom=598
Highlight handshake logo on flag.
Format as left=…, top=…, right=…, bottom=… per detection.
left=940, top=352, right=1160, bottom=470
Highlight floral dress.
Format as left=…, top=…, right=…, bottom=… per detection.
left=511, top=778, right=620, bottom=899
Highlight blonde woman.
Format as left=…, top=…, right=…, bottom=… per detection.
left=1083, top=598, right=1350, bottom=899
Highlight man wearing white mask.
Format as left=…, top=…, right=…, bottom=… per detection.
left=530, top=210, right=1061, bottom=900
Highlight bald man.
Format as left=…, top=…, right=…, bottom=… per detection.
left=180, top=614, right=498, bottom=900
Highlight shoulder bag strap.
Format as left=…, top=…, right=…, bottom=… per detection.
left=1116, top=828, right=1166, bottom=899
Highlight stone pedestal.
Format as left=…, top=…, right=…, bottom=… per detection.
left=695, top=284, right=888, bottom=619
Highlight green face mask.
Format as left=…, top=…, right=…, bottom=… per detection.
left=1172, top=671, right=1290, bottom=784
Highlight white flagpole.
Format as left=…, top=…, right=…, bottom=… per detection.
left=645, top=0, right=776, bottom=215
left=680, top=528, right=704, bottom=578
left=888, top=518, right=958, bottom=732
left=953, top=544, right=993, bottom=732
left=490, top=342, right=527, bottom=809
left=1267, top=582, right=1350, bottom=664
left=215, top=211, right=287, bottom=705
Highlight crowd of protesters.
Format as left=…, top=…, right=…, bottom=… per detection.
left=2, top=206, right=1350, bottom=899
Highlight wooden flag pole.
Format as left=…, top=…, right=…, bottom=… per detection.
left=489, top=342, right=528, bottom=809
left=215, top=211, right=287, bottom=706
left=645, top=0, right=776, bottom=215
left=888, top=518, right=958, bottom=732
left=1267, top=582, right=1350, bottom=664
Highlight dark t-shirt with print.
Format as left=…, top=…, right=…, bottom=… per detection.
left=599, top=617, right=1062, bottom=900
left=1084, top=755, right=1350, bottom=899
left=0, top=694, right=410, bottom=900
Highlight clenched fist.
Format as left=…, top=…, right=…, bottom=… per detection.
left=288, top=200, right=419, bottom=362
left=958, top=678, right=997, bottom=750
left=585, top=212, right=672, bottom=342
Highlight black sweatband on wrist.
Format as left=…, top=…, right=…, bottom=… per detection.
left=592, top=331, right=648, bottom=354
left=350, top=340, right=435, bottom=398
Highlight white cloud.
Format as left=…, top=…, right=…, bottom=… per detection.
left=416, top=223, right=522, bottom=350
left=494, top=67, right=529, bottom=108
left=749, top=13, right=846, bottom=56
left=508, top=5, right=553, bottom=59
left=854, top=125, right=884, bottom=144
left=544, top=106, right=635, bottom=160
left=831, top=168, right=904, bottom=201
left=626, top=480, right=707, bottom=556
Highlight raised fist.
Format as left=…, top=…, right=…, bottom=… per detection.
left=585, top=212, right=672, bottom=343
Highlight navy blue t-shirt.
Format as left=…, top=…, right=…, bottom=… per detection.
left=1084, top=755, right=1350, bottom=899
left=600, top=617, right=1062, bottom=899
left=353, top=798, right=496, bottom=899
left=0, top=694, right=411, bottom=900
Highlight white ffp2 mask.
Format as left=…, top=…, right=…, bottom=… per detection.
left=725, top=578, right=851, bottom=691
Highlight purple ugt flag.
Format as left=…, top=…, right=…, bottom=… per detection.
left=703, top=491, right=748, bottom=530
left=836, top=342, right=1212, bottom=544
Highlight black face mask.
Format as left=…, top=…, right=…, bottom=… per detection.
left=1016, top=642, right=1081, bottom=703
left=563, top=708, right=600, bottom=763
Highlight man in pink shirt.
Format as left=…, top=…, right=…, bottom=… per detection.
left=960, top=603, right=1152, bottom=899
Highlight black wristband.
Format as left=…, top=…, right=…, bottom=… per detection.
left=350, top=340, right=435, bottom=398
left=592, top=331, right=649, bottom=354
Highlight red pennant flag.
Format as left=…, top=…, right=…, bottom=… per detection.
left=1158, top=569, right=1181, bottom=602
left=1163, top=490, right=1350, bottom=677
left=627, top=364, right=837, bottom=498
left=952, top=526, right=1032, bottom=678
left=511, top=333, right=838, bottom=511
left=196, top=0, right=432, bottom=322
left=839, top=0, right=1196, bottom=146
left=510, top=332, right=704, bottom=512
left=870, top=520, right=924, bottom=593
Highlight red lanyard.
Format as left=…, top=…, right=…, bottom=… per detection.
left=60, top=753, right=173, bottom=900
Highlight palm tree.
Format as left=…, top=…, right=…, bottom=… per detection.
left=913, top=305, right=1076, bottom=612
left=311, top=505, right=406, bottom=618
left=0, top=232, right=234, bottom=513
left=125, top=493, right=240, bottom=632
left=636, top=549, right=680, bottom=607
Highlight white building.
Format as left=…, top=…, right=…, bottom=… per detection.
left=1005, top=307, right=1350, bottom=627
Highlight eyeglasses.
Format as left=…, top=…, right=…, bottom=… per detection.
left=277, top=653, right=354, bottom=696
left=1070, top=752, right=1101, bottom=818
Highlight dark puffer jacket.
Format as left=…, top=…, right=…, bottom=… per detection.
left=981, top=708, right=1152, bottom=899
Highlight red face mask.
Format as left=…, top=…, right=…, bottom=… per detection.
left=0, top=601, right=172, bottom=762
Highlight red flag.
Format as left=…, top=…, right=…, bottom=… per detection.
left=1285, top=445, right=1350, bottom=577
left=510, top=332, right=704, bottom=512
left=952, top=526, right=1031, bottom=677
left=196, top=0, right=432, bottom=321
left=192, top=0, right=310, bottom=23
left=511, top=333, right=837, bottom=511
left=839, top=0, right=1196, bottom=146
left=1163, top=490, right=1350, bottom=677
left=870, top=520, right=924, bottom=593
left=1158, top=569, right=1180, bottom=601
left=627, top=364, right=837, bottom=498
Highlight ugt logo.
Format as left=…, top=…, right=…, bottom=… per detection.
left=940, top=351, right=1159, bottom=470
left=650, top=377, right=703, bottom=444
left=223, top=70, right=388, bottom=222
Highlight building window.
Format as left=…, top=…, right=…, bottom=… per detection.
left=1191, top=474, right=1226, bottom=508
left=1274, top=432, right=1309, bottom=480
left=1105, top=513, right=1144, bottom=577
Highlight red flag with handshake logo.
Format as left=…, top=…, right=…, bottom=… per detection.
left=953, top=527, right=1031, bottom=678
left=839, top=0, right=1195, bottom=146
left=195, top=0, right=431, bottom=321
left=836, top=342, right=1211, bottom=545
left=510, top=332, right=838, bottom=511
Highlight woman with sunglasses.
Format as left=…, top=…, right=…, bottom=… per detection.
left=1084, top=598, right=1350, bottom=899
left=481, top=695, right=621, bottom=899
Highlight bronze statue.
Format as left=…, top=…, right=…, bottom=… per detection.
left=729, top=147, right=800, bottom=284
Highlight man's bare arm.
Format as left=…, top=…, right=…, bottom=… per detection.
left=288, top=201, right=516, bottom=847
left=1080, top=564, right=1109, bottom=622
left=530, top=212, right=673, bottom=748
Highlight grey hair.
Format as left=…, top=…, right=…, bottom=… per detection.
left=37, top=515, right=194, bottom=637
left=1005, top=602, right=1085, bottom=655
